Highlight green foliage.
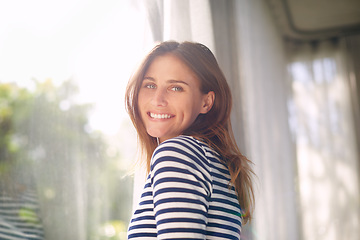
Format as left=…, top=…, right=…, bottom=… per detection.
left=0, top=84, right=29, bottom=160
left=0, top=79, right=133, bottom=239
left=18, top=207, right=42, bottom=225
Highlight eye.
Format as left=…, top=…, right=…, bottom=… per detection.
left=143, top=83, right=156, bottom=89
left=170, top=86, right=183, bottom=92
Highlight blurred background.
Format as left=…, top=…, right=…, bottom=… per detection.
left=0, top=0, right=359, bottom=239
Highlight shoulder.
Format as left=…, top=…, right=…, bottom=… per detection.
left=156, top=135, right=204, bottom=154
left=150, top=135, right=211, bottom=177
left=150, top=135, right=213, bottom=195
left=151, top=136, right=207, bottom=163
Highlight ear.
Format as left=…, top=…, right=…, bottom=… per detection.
left=200, top=91, right=215, bottom=114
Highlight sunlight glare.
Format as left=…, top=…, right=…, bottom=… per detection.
left=0, top=0, right=151, bottom=135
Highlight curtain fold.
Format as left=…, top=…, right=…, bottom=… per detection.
left=233, top=1, right=300, bottom=239
left=345, top=34, right=360, bottom=168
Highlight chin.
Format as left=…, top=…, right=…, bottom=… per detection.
left=146, top=130, right=165, bottom=139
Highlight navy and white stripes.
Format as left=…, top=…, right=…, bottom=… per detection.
left=128, top=135, right=242, bottom=239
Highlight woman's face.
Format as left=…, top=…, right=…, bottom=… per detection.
left=138, top=54, right=213, bottom=143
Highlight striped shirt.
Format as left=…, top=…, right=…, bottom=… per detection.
left=127, top=135, right=242, bottom=239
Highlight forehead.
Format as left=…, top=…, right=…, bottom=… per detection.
left=144, top=54, right=200, bottom=84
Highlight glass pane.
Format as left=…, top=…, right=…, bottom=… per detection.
left=0, top=1, right=152, bottom=239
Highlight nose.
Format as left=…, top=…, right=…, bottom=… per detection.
left=151, top=88, right=167, bottom=107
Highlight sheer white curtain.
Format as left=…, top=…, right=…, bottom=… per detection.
left=232, top=1, right=299, bottom=239
left=287, top=39, right=360, bottom=240
left=138, top=1, right=360, bottom=240
left=345, top=34, right=360, bottom=158
left=142, top=0, right=215, bottom=48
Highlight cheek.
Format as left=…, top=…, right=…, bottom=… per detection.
left=137, top=95, right=147, bottom=119
left=138, top=91, right=146, bottom=108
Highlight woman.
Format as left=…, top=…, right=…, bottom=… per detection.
left=126, top=41, right=254, bottom=239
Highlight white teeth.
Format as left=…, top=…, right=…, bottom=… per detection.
left=150, top=113, right=171, bottom=119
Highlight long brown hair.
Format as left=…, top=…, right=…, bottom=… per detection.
left=125, top=41, right=255, bottom=222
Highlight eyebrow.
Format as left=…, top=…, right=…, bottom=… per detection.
left=143, top=77, right=189, bottom=86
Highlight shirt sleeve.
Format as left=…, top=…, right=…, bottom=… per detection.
left=150, top=137, right=212, bottom=239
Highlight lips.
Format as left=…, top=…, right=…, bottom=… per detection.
left=148, top=112, right=173, bottom=119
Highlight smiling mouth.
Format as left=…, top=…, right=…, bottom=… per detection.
left=149, top=112, right=173, bottom=119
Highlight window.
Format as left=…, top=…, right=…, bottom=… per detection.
left=0, top=1, right=152, bottom=239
